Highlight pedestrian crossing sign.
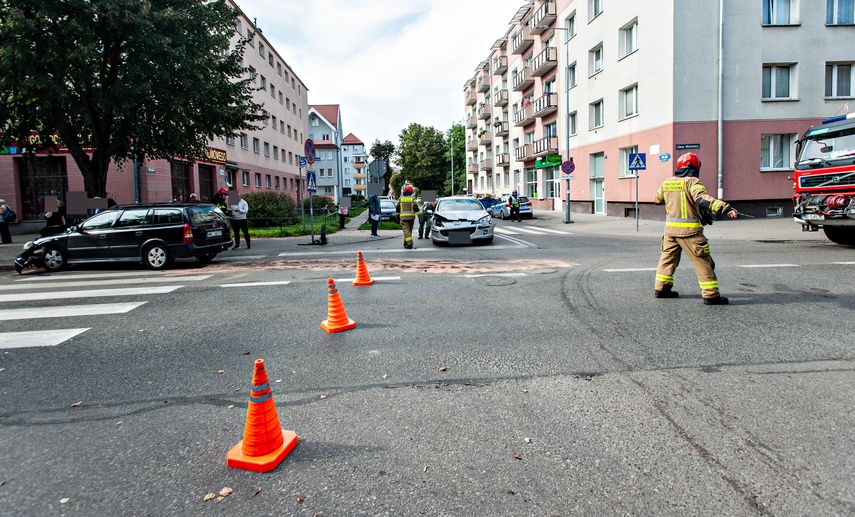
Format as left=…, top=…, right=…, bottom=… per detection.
left=628, top=153, right=647, bottom=171
left=306, top=172, right=317, bottom=193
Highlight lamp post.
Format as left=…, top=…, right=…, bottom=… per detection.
left=450, top=126, right=454, bottom=196
left=539, top=25, right=573, bottom=223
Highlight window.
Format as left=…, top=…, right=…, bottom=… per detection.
left=568, top=63, right=577, bottom=88
left=265, top=175, right=271, bottom=188
left=544, top=122, right=557, bottom=138
left=589, top=0, right=603, bottom=21
left=825, top=63, right=853, bottom=97
left=567, top=13, right=576, bottom=38
left=763, top=0, right=793, bottom=24
left=279, top=92, right=283, bottom=104
left=620, top=19, right=638, bottom=58
left=619, top=145, right=639, bottom=177
left=827, top=0, right=855, bottom=24
left=272, top=116, right=277, bottom=129
left=275, top=177, right=280, bottom=189
left=620, top=84, right=638, bottom=119
left=260, top=76, right=266, bottom=89
left=273, top=146, right=279, bottom=160
left=263, top=142, right=270, bottom=156
left=761, top=134, right=796, bottom=169
left=287, top=125, right=292, bottom=138
left=589, top=100, right=604, bottom=129
left=277, top=62, right=282, bottom=76
left=236, top=19, right=242, bottom=35
left=242, top=171, right=249, bottom=186
left=280, top=121, right=285, bottom=133
left=259, top=43, right=265, bottom=57
left=570, top=111, right=577, bottom=135
left=762, top=64, right=793, bottom=99
left=239, top=134, right=248, bottom=149
left=252, top=138, right=260, bottom=153
left=589, top=44, right=604, bottom=76
left=255, top=173, right=261, bottom=187
left=270, top=84, right=275, bottom=97
left=312, top=117, right=319, bottom=126
left=269, top=54, right=274, bottom=67
left=248, top=67, right=256, bottom=83
left=226, top=136, right=235, bottom=146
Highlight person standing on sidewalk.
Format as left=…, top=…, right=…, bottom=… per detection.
left=396, top=185, right=419, bottom=249
left=228, top=191, right=251, bottom=249
left=418, top=200, right=434, bottom=239
left=508, top=190, right=522, bottom=222
left=0, top=198, right=13, bottom=244
left=653, top=152, right=737, bottom=305
left=368, top=194, right=381, bottom=238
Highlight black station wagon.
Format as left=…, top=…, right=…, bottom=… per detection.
left=15, top=203, right=233, bottom=273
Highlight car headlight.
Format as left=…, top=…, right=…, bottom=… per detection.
left=478, top=216, right=491, bottom=227
left=23, top=241, right=34, bottom=251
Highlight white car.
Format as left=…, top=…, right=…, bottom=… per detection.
left=430, top=195, right=495, bottom=245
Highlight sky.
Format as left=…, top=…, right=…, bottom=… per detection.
left=236, top=0, right=527, bottom=148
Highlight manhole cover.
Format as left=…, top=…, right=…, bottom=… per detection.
left=475, top=276, right=517, bottom=286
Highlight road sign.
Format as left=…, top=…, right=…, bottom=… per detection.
left=304, top=139, right=316, bottom=164
left=306, top=171, right=317, bottom=193
left=299, top=156, right=307, bottom=167
left=629, top=153, right=647, bottom=171
left=561, top=160, right=576, bottom=174
left=676, top=143, right=700, bottom=150
left=659, top=153, right=671, bottom=162
left=560, top=173, right=575, bottom=180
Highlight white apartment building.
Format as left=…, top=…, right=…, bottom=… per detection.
left=342, top=134, right=369, bottom=195
left=465, top=0, right=855, bottom=218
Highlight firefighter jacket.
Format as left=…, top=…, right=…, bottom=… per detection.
left=396, top=196, right=418, bottom=221
left=654, top=176, right=733, bottom=237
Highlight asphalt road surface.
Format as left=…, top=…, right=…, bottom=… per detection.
left=0, top=214, right=853, bottom=515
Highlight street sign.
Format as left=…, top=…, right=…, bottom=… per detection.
left=304, top=139, right=316, bottom=164
left=299, top=156, right=307, bottom=167
left=560, top=173, right=575, bottom=180
left=306, top=171, right=317, bottom=193
left=659, top=153, right=671, bottom=162
left=629, top=153, right=647, bottom=171
left=561, top=160, right=576, bottom=174
left=676, top=143, right=700, bottom=150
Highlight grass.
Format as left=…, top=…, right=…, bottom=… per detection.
left=246, top=206, right=372, bottom=238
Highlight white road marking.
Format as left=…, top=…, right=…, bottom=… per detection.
left=0, top=328, right=89, bottom=349
left=332, top=276, right=401, bottom=283
left=0, top=285, right=183, bottom=303
left=0, top=275, right=210, bottom=291
left=603, top=268, right=658, bottom=272
left=16, top=271, right=171, bottom=281
left=0, top=302, right=147, bottom=321
left=220, top=281, right=292, bottom=287
left=464, top=273, right=527, bottom=278
left=737, top=264, right=800, bottom=268
left=218, top=255, right=267, bottom=261
left=494, top=234, right=534, bottom=247
left=532, top=227, right=573, bottom=234
left=507, top=226, right=549, bottom=235
left=279, top=246, right=521, bottom=257
left=833, top=262, right=855, bottom=265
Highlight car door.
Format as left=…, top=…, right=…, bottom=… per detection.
left=65, top=211, right=119, bottom=260
left=108, top=208, right=152, bottom=259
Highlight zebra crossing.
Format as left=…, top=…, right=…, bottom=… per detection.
left=493, top=225, right=572, bottom=236
left=0, top=271, right=211, bottom=350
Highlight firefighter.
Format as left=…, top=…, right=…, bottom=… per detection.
left=418, top=200, right=434, bottom=239
left=396, top=185, right=419, bottom=249
left=654, top=152, right=737, bottom=305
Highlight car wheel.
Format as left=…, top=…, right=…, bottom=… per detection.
left=500, top=210, right=506, bottom=220
left=823, top=226, right=855, bottom=246
left=41, top=246, right=67, bottom=272
left=15, top=263, right=23, bottom=274
left=195, top=251, right=218, bottom=263
left=143, top=243, right=170, bottom=270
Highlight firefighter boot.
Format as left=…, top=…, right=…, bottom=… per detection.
left=654, top=284, right=679, bottom=299
left=703, top=295, right=729, bottom=305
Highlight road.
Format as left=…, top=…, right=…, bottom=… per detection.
left=0, top=213, right=853, bottom=515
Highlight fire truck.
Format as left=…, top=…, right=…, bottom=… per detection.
left=792, top=113, right=855, bottom=245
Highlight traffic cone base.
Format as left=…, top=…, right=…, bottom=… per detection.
left=226, top=430, right=298, bottom=473
left=353, top=250, right=375, bottom=286
left=321, top=317, right=356, bottom=333
left=321, top=278, right=357, bottom=333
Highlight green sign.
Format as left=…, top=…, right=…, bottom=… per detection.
left=535, top=154, right=562, bottom=169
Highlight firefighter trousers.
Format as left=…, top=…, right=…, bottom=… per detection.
left=655, top=233, right=720, bottom=298
left=401, top=218, right=415, bottom=248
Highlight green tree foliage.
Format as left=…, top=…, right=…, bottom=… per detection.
left=241, top=191, right=296, bottom=227
left=369, top=138, right=396, bottom=190
left=397, top=123, right=447, bottom=194
left=389, top=171, right=403, bottom=197
left=0, top=0, right=265, bottom=197
left=445, top=123, right=466, bottom=195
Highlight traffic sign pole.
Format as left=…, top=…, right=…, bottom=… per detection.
left=561, top=159, right=575, bottom=224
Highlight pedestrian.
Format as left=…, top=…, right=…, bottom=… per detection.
left=188, top=193, right=198, bottom=202
left=418, top=200, right=434, bottom=239
left=396, top=185, right=419, bottom=249
left=228, top=190, right=250, bottom=249
left=653, top=152, right=737, bottom=305
left=508, top=190, right=522, bottom=222
left=368, top=194, right=381, bottom=238
left=0, top=198, right=13, bottom=244
left=40, top=201, right=67, bottom=237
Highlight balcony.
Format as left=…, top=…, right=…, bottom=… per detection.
left=468, top=163, right=479, bottom=174
left=515, top=144, right=533, bottom=162
left=465, top=86, right=477, bottom=106
left=530, top=2, right=557, bottom=34
left=479, top=131, right=492, bottom=145
left=511, top=24, right=534, bottom=55
left=479, top=159, right=493, bottom=171
left=353, top=184, right=366, bottom=191
left=467, top=139, right=478, bottom=151
left=512, top=67, right=534, bottom=92
left=353, top=159, right=366, bottom=168
left=477, top=104, right=491, bottom=120
left=494, top=121, right=510, bottom=136
left=531, top=47, right=558, bottom=77
left=493, top=89, right=509, bottom=107
left=533, top=92, right=559, bottom=117
left=477, top=74, right=490, bottom=93
left=466, top=116, right=478, bottom=129
left=514, top=105, right=535, bottom=127
left=353, top=172, right=366, bottom=180
left=493, top=55, right=508, bottom=75
left=496, top=153, right=511, bottom=168
left=532, top=136, right=559, bottom=157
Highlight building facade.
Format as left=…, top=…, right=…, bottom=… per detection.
left=307, top=105, right=344, bottom=202
left=464, top=0, right=855, bottom=218
left=342, top=134, right=368, bottom=196
left=0, top=0, right=310, bottom=233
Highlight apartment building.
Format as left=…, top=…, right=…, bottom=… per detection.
left=342, top=134, right=369, bottom=195
left=308, top=105, right=345, bottom=202
left=0, top=1, right=309, bottom=232
left=465, top=0, right=855, bottom=218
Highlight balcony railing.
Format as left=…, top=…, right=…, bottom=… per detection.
left=533, top=92, right=558, bottom=117
left=493, top=89, right=509, bottom=107
left=530, top=1, right=557, bottom=34
left=512, top=67, right=534, bottom=92
left=468, top=163, right=479, bottom=174
left=353, top=160, right=366, bottom=168
left=531, top=47, right=558, bottom=77
left=496, top=153, right=511, bottom=168
left=477, top=74, right=490, bottom=93
left=466, top=116, right=478, bottom=129
left=532, top=136, right=559, bottom=157
left=478, top=105, right=491, bottom=120
left=494, top=121, right=510, bottom=136
left=515, top=144, right=533, bottom=161
left=353, top=173, right=366, bottom=180
left=467, top=139, right=478, bottom=151
left=465, top=87, right=477, bottom=106
left=493, top=55, right=508, bottom=75
left=511, top=24, right=534, bottom=55
left=479, top=131, right=492, bottom=145
left=479, top=159, right=493, bottom=171
left=514, top=105, right=535, bottom=127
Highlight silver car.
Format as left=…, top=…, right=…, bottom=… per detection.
left=430, top=195, right=495, bottom=245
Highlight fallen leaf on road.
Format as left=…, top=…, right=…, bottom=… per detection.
left=216, top=496, right=224, bottom=502
left=383, top=374, right=389, bottom=379
left=275, top=379, right=282, bottom=383
left=524, top=437, right=531, bottom=444
left=252, top=487, right=262, bottom=497
left=204, top=493, right=215, bottom=501
left=513, top=453, right=522, bottom=460
left=296, top=497, right=304, bottom=503
left=227, top=405, right=234, bottom=409
left=70, top=401, right=82, bottom=407
left=116, top=421, right=122, bottom=425
left=217, top=370, right=225, bottom=374
left=234, top=387, right=241, bottom=392
left=319, top=395, right=327, bottom=399
left=423, top=466, right=428, bottom=472
left=439, top=365, right=447, bottom=372
left=219, top=487, right=233, bottom=497
left=242, top=350, right=250, bottom=355
left=60, top=498, right=70, bottom=504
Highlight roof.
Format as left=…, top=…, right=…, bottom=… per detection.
left=343, top=133, right=363, bottom=145
left=308, top=105, right=340, bottom=129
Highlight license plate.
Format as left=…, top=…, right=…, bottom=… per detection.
left=803, top=214, right=824, bottom=221
left=207, top=229, right=223, bottom=238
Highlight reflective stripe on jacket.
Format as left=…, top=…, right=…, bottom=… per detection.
left=397, top=196, right=416, bottom=220
left=654, top=177, right=730, bottom=237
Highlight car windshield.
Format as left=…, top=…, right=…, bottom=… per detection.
left=439, top=199, right=484, bottom=211
left=519, top=196, right=529, bottom=203
left=80, top=211, right=118, bottom=230
left=380, top=201, right=396, bottom=210
left=189, top=205, right=226, bottom=224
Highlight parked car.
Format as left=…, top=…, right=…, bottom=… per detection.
left=14, top=202, right=233, bottom=273
left=379, top=200, right=398, bottom=221
left=430, top=195, right=495, bottom=246
left=489, top=195, right=533, bottom=219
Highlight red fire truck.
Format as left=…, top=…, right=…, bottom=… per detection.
left=792, top=113, right=855, bottom=245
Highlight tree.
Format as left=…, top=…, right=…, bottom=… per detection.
left=445, top=123, right=466, bottom=195
left=397, top=123, right=447, bottom=194
left=0, top=0, right=265, bottom=197
left=369, top=138, right=396, bottom=191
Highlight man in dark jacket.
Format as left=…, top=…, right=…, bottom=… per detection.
left=368, top=194, right=381, bottom=238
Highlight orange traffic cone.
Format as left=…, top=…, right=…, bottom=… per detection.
left=353, top=250, right=375, bottom=286
left=226, top=359, right=298, bottom=472
left=321, top=278, right=357, bottom=333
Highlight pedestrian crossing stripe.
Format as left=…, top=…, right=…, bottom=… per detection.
left=0, top=275, right=210, bottom=291
left=0, top=285, right=183, bottom=303
left=0, top=328, right=89, bottom=349
left=0, top=302, right=146, bottom=321
left=493, top=226, right=571, bottom=235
